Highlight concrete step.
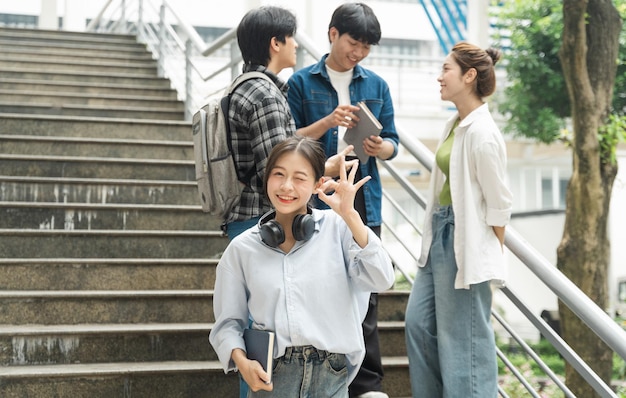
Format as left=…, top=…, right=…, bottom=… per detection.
left=1, top=134, right=192, bottom=160
left=0, top=28, right=142, bottom=49
left=0, top=154, right=193, bottom=180
left=0, top=321, right=406, bottom=366
left=0, top=114, right=190, bottom=140
left=0, top=290, right=215, bottom=324
left=0, top=78, right=178, bottom=99
left=0, top=101, right=184, bottom=120
left=0, top=360, right=239, bottom=398
left=0, top=289, right=406, bottom=324
left=378, top=290, right=409, bottom=322
left=0, top=28, right=146, bottom=52
left=0, top=67, right=172, bottom=87
left=0, top=90, right=184, bottom=110
left=0, top=258, right=218, bottom=290
left=0, top=202, right=213, bottom=231
left=0, top=57, right=157, bottom=76
left=0, top=46, right=155, bottom=66
left=0, top=175, right=200, bottom=206
left=381, top=357, right=412, bottom=397
left=0, top=42, right=154, bottom=61
left=0, top=38, right=149, bottom=58
left=0, top=358, right=410, bottom=397
left=0, top=229, right=227, bottom=258
left=377, top=321, right=407, bottom=357
left=0, top=323, right=218, bottom=365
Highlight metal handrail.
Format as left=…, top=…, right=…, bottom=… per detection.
left=496, top=345, right=542, bottom=398
left=201, top=27, right=236, bottom=58
left=492, top=310, right=574, bottom=396
left=84, top=0, right=114, bottom=31
left=500, top=286, right=614, bottom=396
left=85, top=1, right=626, bottom=395
left=505, top=227, right=626, bottom=361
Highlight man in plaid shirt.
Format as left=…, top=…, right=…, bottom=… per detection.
left=224, top=6, right=298, bottom=239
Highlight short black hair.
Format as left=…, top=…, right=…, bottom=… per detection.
left=237, top=6, right=297, bottom=67
left=328, top=3, right=381, bottom=45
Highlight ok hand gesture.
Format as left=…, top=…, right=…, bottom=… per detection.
left=317, top=156, right=371, bottom=247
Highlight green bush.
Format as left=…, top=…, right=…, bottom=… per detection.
left=614, top=352, right=625, bottom=380
left=497, top=349, right=564, bottom=377
left=393, top=272, right=413, bottom=291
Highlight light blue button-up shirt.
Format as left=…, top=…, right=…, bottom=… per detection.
left=209, top=209, right=394, bottom=383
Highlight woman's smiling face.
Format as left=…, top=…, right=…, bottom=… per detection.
left=437, top=53, right=467, bottom=103
left=266, top=151, right=320, bottom=215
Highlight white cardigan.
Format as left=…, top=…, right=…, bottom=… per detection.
left=418, top=103, right=513, bottom=289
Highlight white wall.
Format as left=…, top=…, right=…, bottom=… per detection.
left=609, top=154, right=626, bottom=315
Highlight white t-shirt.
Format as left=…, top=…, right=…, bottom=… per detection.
left=326, top=66, right=354, bottom=155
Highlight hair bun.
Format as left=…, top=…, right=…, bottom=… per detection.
left=485, top=47, right=502, bottom=66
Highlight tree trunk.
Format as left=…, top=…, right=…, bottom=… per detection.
left=557, top=0, right=621, bottom=396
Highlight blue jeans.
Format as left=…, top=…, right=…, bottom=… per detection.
left=405, top=205, right=497, bottom=398
left=250, top=346, right=348, bottom=398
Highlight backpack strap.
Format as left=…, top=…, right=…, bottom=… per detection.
left=222, top=71, right=277, bottom=185
left=227, top=71, right=274, bottom=95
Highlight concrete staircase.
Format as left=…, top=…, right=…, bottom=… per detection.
left=0, top=27, right=411, bottom=397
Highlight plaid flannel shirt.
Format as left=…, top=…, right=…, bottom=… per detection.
left=225, top=65, right=295, bottom=224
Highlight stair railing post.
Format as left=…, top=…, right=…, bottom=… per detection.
left=86, top=0, right=113, bottom=32
left=229, top=41, right=239, bottom=81
left=157, top=3, right=166, bottom=78
left=118, top=0, right=126, bottom=34
left=137, top=0, right=144, bottom=38
left=185, top=39, right=193, bottom=121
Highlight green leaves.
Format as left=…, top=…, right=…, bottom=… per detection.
left=492, top=0, right=625, bottom=145
left=598, top=114, right=626, bottom=165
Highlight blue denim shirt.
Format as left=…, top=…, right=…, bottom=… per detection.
left=288, top=55, right=399, bottom=226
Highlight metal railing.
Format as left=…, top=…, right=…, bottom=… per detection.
left=86, top=1, right=626, bottom=396
left=418, top=0, right=467, bottom=54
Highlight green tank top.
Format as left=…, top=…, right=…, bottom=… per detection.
left=435, top=120, right=458, bottom=205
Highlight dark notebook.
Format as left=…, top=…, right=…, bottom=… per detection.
left=243, top=328, right=275, bottom=382
left=343, top=101, right=383, bottom=164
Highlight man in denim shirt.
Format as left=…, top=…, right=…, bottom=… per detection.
left=288, top=4, right=399, bottom=398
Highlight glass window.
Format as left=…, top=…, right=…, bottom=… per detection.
left=540, top=172, right=568, bottom=210
left=559, top=179, right=568, bottom=207
left=541, top=178, right=552, bottom=209
left=619, top=280, right=626, bottom=303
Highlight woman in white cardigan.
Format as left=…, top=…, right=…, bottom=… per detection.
left=405, top=42, right=513, bottom=398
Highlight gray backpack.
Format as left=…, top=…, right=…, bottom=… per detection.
left=192, top=71, right=273, bottom=217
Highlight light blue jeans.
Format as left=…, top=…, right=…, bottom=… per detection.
left=405, top=205, right=497, bottom=398
left=249, top=346, right=348, bottom=398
